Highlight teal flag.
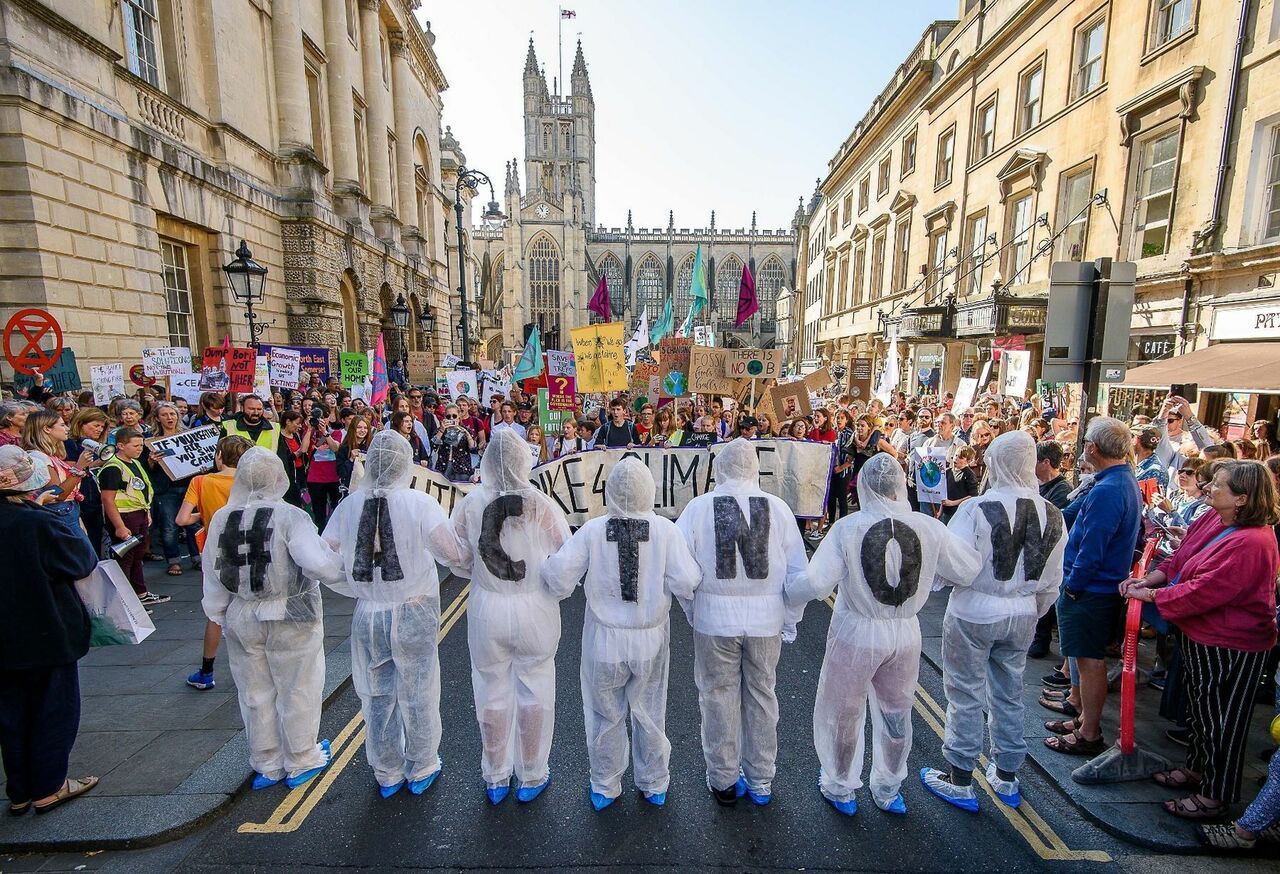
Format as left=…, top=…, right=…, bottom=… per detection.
left=513, top=326, right=543, bottom=381
left=650, top=296, right=673, bottom=345
left=678, top=244, right=709, bottom=337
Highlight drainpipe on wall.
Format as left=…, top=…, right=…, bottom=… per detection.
left=1194, top=0, right=1250, bottom=253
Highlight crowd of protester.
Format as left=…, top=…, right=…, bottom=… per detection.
left=1, top=366, right=1277, bottom=847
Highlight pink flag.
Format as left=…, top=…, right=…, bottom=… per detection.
left=371, top=333, right=389, bottom=405
left=588, top=274, right=612, bottom=322
left=735, top=264, right=758, bottom=327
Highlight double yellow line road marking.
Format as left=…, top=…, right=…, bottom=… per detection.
left=821, top=595, right=1111, bottom=862
left=238, top=583, right=472, bottom=835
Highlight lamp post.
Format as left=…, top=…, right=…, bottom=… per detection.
left=453, top=168, right=505, bottom=363
left=390, top=292, right=410, bottom=363
left=222, top=240, right=270, bottom=348
left=418, top=307, right=436, bottom=350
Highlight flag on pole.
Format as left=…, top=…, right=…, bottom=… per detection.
left=735, top=263, right=758, bottom=327
left=650, top=296, right=673, bottom=345
left=625, top=307, right=649, bottom=365
left=561, top=9, right=577, bottom=18
left=513, top=326, right=544, bottom=381
left=371, top=333, right=389, bottom=405
left=678, top=244, right=710, bottom=337
left=588, top=274, right=611, bottom=322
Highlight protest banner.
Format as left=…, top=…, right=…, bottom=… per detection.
left=657, top=337, right=692, bottom=398
left=724, top=348, right=783, bottom=380
left=339, top=352, right=369, bottom=387
left=13, top=349, right=81, bottom=394
left=145, top=425, right=219, bottom=481
left=352, top=438, right=834, bottom=524
left=258, top=345, right=331, bottom=382
left=481, top=373, right=511, bottom=406
left=545, top=350, right=576, bottom=411
left=200, top=346, right=254, bottom=393
left=952, top=376, right=978, bottom=413
left=142, top=346, right=191, bottom=377
left=90, top=363, right=125, bottom=405
left=570, top=322, right=627, bottom=392
left=406, top=350, right=434, bottom=384
left=169, top=372, right=203, bottom=404
left=269, top=347, right=301, bottom=389
left=772, top=380, right=811, bottom=421
left=688, top=346, right=737, bottom=396
left=447, top=369, right=478, bottom=401
left=915, top=445, right=948, bottom=503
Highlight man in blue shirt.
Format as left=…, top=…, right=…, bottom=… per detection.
left=1045, top=416, right=1142, bottom=757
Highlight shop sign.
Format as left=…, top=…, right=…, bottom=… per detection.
left=1210, top=301, right=1280, bottom=341
left=1005, top=304, right=1047, bottom=331
left=898, top=305, right=953, bottom=339
left=1130, top=335, right=1176, bottom=362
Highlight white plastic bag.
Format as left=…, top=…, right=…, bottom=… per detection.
left=75, top=560, right=156, bottom=646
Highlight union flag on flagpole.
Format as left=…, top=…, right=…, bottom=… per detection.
left=561, top=9, right=576, bottom=18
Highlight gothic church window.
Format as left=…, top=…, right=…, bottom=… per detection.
left=597, top=253, right=625, bottom=321
left=675, top=255, right=695, bottom=315
left=529, top=236, right=562, bottom=339
left=635, top=254, right=665, bottom=318
left=757, top=258, right=785, bottom=321
left=715, top=254, right=743, bottom=316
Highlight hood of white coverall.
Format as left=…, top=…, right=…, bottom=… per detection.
left=479, top=427, right=534, bottom=493
left=713, top=437, right=759, bottom=487
left=359, top=429, right=413, bottom=496
left=984, top=430, right=1040, bottom=493
left=226, top=447, right=289, bottom=506
left=605, top=456, right=654, bottom=519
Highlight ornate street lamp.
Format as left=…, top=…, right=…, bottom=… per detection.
left=453, top=168, right=505, bottom=362
left=390, top=292, right=410, bottom=361
left=418, top=307, right=436, bottom=347
left=222, top=240, right=270, bottom=348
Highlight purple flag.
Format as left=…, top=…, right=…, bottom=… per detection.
left=735, top=264, right=758, bottom=327
left=371, top=333, right=389, bottom=405
left=588, top=274, right=611, bottom=322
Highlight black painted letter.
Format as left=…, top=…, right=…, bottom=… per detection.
left=606, top=518, right=650, bottom=602
left=353, top=496, right=404, bottom=583
left=218, top=507, right=275, bottom=593
left=861, top=518, right=922, bottom=606
left=713, top=495, right=770, bottom=580
left=480, top=494, right=526, bottom=581
left=980, top=498, right=1064, bottom=581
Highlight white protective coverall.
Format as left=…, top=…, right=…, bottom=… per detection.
left=675, top=437, right=809, bottom=795
left=789, top=454, right=982, bottom=806
left=940, top=431, right=1066, bottom=774
left=322, top=430, right=451, bottom=789
left=543, top=458, right=702, bottom=799
left=430, top=428, right=571, bottom=790
left=202, top=447, right=343, bottom=781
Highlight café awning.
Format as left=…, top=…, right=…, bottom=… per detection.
left=1119, top=341, right=1280, bottom=393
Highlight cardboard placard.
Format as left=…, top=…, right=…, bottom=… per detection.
left=952, top=376, right=979, bottom=412
left=802, top=366, right=834, bottom=392
left=772, top=381, right=811, bottom=421
left=724, top=348, right=783, bottom=380
left=142, top=346, right=191, bottom=377
left=90, top=363, right=125, bottom=405
left=406, top=350, right=434, bottom=384
left=268, top=347, right=301, bottom=389
left=688, top=346, right=737, bottom=397
left=657, top=338, right=692, bottom=398
left=1002, top=350, right=1031, bottom=397
left=145, top=425, right=219, bottom=480
left=537, top=387, right=576, bottom=433
left=339, top=352, right=369, bottom=387
left=441, top=353, right=462, bottom=368
left=570, top=322, right=628, bottom=393
left=200, top=346, right=254, bottom=393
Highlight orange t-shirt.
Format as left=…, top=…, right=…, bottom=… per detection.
left=186, top=470, right=235, bottom=550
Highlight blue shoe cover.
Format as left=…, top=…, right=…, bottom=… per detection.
left=876, top=793, right=907, bottom=815
left=642, top=791, right=666, bottom=807
left=409, top=767, right=441, bottom=796
left=824, top=793, right=858, bottom=816
left=252, top=773, right=282, bottom=791
left=286, top=739, right=331, bottom=788
left=590, top=791, right=615, bottom=811
left=747, top=789, right=772, bottom=806
left=734, top=775, right=748, bottom=798
left=379, top=780, right=405, bottom=799
left=920, top=768, right=978, bottom=813
left=984, top=763, right=1021, bottom=809
left=486, top=784, right=510, bottom=805
left=517, top=775, right=551, bottom=803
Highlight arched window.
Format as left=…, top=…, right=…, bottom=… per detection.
left=488, top=252, right=505, bottom=313
left=757, top=257, right=786, bottom=321
left=340, top=270, right=359, bottom=351
left=595, top=252, right=624, bottom=322
left=674, top=254, right=695, bottom=315
left=528, top=235, right=561, bottom=339
left=635, top=253, right=665, bottom=319
left=715, top=254, right=743, bottom=315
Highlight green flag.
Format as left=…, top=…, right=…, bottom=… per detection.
left=650, top=296, right=673, bottom=345
left=513, top=326, right=543, bottom=381
left=679, top=244, right=709, bottom=337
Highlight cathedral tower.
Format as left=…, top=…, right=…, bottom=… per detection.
left=523, top=39, right=595, bottom=226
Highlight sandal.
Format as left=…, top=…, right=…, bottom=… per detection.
left=34, top=776, right=98, bottom=814
left=1198, top=822, right=1256, bottom=850
left=167, top=563, right=183, bottom=576
left=9, top=801, right=30, bottom=816
left=1043, top=730, right=1106, bottom=756
left=1039, top=697, right=1080, bottom=717
left=1164, top=794, right=1226, bottom=821
left=1044, top=718, right=1079, bottom=735
left=1154, top=768, right=1202, bottom=790
left=1039, top=688, right=1069, bottom=700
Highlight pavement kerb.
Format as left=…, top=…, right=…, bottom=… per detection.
left=0, top=637, right=354, bottom=854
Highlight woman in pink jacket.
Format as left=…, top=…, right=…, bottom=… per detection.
left=1122, top=460, right=1279, bottom=821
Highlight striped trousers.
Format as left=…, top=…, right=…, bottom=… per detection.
left=1181, top=634, right=1268, bottom=803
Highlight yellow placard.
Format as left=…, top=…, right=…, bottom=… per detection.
left=570, top=322, right=628, bottom=393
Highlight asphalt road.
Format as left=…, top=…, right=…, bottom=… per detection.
left=7, top=574, right=1162, bottom=873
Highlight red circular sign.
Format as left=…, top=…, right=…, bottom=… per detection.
left=3, top=308, right=63, bottom=375
left=129, top=363, right=156, bottom=387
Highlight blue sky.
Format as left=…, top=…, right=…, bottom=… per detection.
left=420, top=1, right=958, bottom=232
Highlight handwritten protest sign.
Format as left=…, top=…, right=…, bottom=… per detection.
left=339, top=352, right=369, bottom=387
left=142, top=346, right=191, bottom=377
left=657, top=338, right=692, bottom=398
left=570, top=322, right=627, bottom=392
left=772, top=380, right=811, bottom=420
left=688, top=346, right=737, bottom=396
left=13, top=349, right=81, bottom=394
left=90, top=363, right=124, bottom=405
left=724, top=348, right=783, bottom=380
left=200, top=346, right=254, bottom=393
left=406, top=351, right=434, bottom=384
left=145, top=425, right=218, bottom=481
left=169, top=372, right=202, bottom=404
left=258, top=345, right=330, bottom=382
left=545, top=350, right=576, bottom=411
left=269, top=347, right=301, bottom=389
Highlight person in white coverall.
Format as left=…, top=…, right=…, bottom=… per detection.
left=788, top=453, right=981, bottom=816
left=921, top=431, right=1066, bottom=812
left=202, top=447, right=344, bottom=790
left=675, top=437, right=809, bottom=806
left=543, top=458, right=702, bottom=811
left=430, top=427, right=571, bottom=805
left=321, top=430, right=451, bottom=798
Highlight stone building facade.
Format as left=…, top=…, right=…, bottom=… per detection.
left=0, top=0, right=469, bottom=384
left=794, top=0, right=1280, bottom=415
left=471, top=39, right=796, bottom=362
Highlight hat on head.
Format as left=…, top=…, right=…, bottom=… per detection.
left=738, top=415, right=759, bottom=429
left=0, top=446, right=50, bottom=494
left=516, top=401, right=533, bottom=411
